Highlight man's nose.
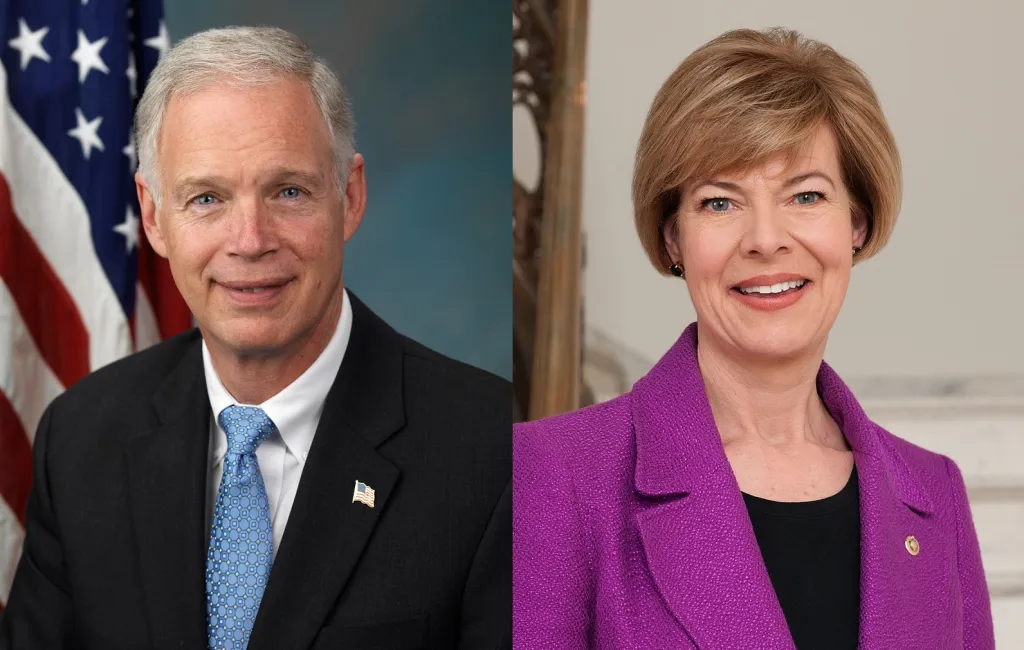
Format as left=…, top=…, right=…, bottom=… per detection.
left=228, top=198, right=278, bottom=258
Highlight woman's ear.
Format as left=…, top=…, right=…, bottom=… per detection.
left=851, top=204, right=869, bottom=250
left=663, top=214, right=682, bottom=265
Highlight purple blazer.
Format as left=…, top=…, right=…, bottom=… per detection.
left=513, top=324, right=994, bottom=649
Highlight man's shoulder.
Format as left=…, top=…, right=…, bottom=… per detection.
left=54, top=328, right=202, bottom=413
left=347, top=290, right=508, bottom=406
left=397, top=334, right=509, bottom=405
left=392, top=335, right=510, bottom=450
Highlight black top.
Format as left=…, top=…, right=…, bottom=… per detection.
left=742, top=467, right=861, bottom=650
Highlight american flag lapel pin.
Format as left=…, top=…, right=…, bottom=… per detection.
left=352, top=480, right=375, bottom=508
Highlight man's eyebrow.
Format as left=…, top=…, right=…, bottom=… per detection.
left=265, top=168, right=325, bottom=188
left=171, top=175, right=231, bottom=201
left=170, top=169, right=327, bottom=202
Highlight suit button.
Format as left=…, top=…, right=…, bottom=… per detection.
left=905, top=535, right=920, bottom=556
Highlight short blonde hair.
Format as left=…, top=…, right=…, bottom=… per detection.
left=633, top=28, right=901, bottom=274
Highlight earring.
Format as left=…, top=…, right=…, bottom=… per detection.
left=669, top=262, right=685, bottom=278
left=853, top=246, right=862, bottom=254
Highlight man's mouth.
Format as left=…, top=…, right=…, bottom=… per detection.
left=217, top=279, right=292, bottom=303
left=218, top=279, right=290, bottom=291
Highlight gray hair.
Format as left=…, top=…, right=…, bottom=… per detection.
left=135, top=26, right=355, bottom=202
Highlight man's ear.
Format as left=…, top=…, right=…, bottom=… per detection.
left=342, top=153, right=366, bottom=243
left=136, top=172, right=168, bottom=258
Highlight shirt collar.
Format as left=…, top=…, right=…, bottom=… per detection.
left=203, top=289, right=354, bottom=463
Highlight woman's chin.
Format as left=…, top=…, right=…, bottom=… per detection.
left=742, top=340, right=808, bottom=360
left=724, top=324, right=823, bottom=362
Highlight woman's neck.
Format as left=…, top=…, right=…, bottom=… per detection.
left=696, top=328, right=845, bottom=451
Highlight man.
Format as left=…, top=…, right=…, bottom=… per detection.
left=0, top=26, right=509, bottom=650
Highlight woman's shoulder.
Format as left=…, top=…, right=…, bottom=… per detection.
left=870, top=420, right=964, bottom=506
left=514, top=394, right=636, bottom=480
left=515, top=392, right=632, bottom=441
left=873, top=421, right=952, bottom=469
left=516, top=392, right=630, bottom=430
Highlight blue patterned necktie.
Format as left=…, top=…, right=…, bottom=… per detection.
left=206, top=405, right=276, bottom=650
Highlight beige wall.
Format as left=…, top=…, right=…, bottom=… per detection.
left=559, top=0, right=1024, bottom=379
left=513, top=3, right=1024, bottom=643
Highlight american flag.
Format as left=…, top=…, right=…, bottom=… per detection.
left=0, top=0, right=191, bottom=610
left=352, top=480, right=375, bottom=508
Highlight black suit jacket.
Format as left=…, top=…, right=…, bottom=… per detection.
left=0, top=293, right=510, bottom=650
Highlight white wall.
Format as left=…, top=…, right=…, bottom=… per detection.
left=574, top=0, right=1024, bottom=379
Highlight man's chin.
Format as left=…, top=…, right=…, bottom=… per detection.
left=206, top=327, right=291, bottom=358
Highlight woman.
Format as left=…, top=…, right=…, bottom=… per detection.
left=513, top=28, right=993, bottom=650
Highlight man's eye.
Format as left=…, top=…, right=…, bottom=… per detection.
left=193, top=194, right=217, bottom=206
left=280, top=187, right=302, bottom=199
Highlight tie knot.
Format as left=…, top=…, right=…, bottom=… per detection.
left=218, top=405, right=276, bottom=455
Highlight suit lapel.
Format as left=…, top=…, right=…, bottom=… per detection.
left=249, top=293, right=406, bottom=650
left=631, top=325, right=795, bottom=650
left=124, top=336, right=210, bottom=650
left=635, top=489, right=796, bottom=650
left=854, top=452, right=947, bottom=647
left=817, top=365, right=948, bottom=648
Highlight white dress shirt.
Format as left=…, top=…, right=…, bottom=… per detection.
left=202, top=289, right=353, bottom=560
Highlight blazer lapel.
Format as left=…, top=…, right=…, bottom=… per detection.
left=631, top=325, right=795, bottom=650
left=635, top=492, right=796, bottom=650
left=249, top=293, right=406, bottom=650
left=817, top=365, right=948, bottom=648
left=124, top=336, right=210, bottom=650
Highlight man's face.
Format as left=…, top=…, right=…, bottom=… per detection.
left=138, top=76, right=364, bottom=359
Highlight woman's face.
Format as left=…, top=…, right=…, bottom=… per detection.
left=664, top=125, right=867, bottom=362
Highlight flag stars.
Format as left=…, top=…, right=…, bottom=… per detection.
left=8, top=18, right=51, bottom=71
left=126, top=52, right=138, bottom=97
left=126, top=8, right=136, bottom=42
left=123, top=134, right=137, bottom=170
left=144, top=21, right=169, bottom=61
left=68, top=108, right=104, bottom=159
left=71, top=29, right=109, bottom=83
left=114, top=207, right=140, bottom=253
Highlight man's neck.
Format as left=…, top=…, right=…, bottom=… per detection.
left=204, top=292, right=344, bottom=405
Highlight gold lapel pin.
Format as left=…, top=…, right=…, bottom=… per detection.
left=905, top=535, right=920, bottom=556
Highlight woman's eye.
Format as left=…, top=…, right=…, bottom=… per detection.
left=193, top=194, right=216, bottom=206
left=794, top=191, right=822, bottom=205
left=280, top=187, right=301, bottom=199
left=702, top=198, right=732, bottom=212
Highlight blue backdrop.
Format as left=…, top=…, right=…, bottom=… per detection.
left=165, top=1, right=510, bottom=379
